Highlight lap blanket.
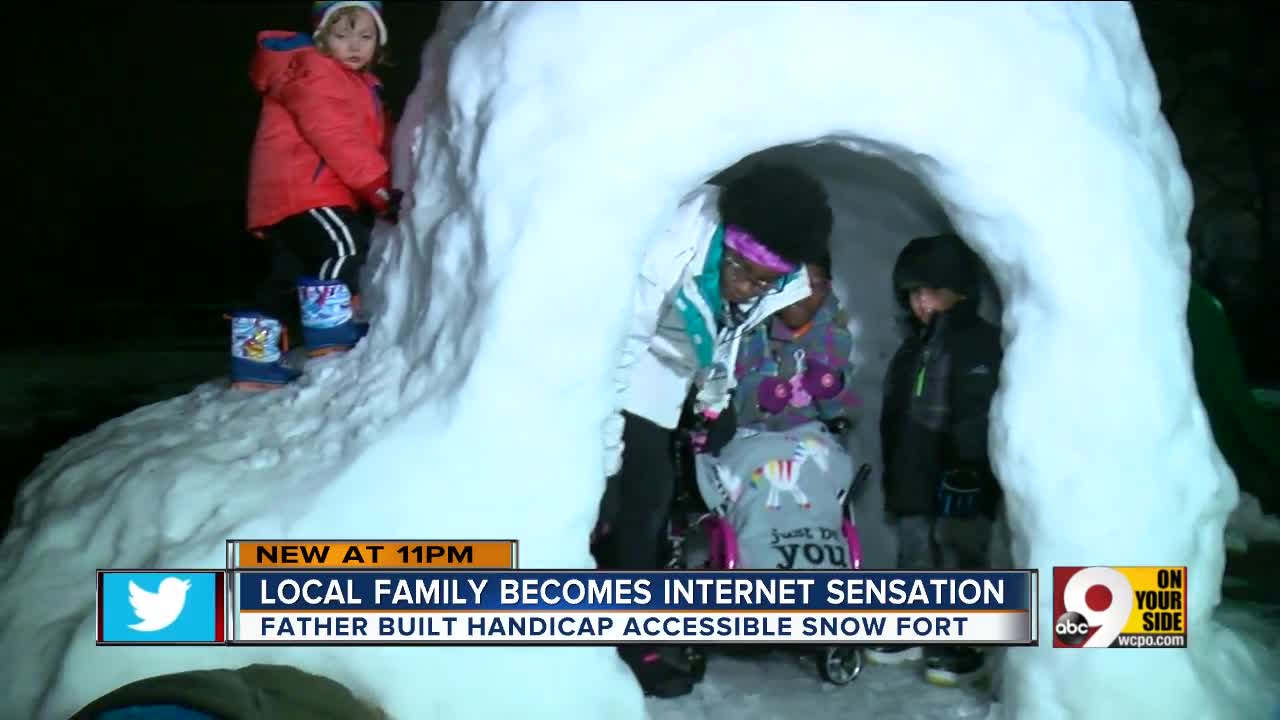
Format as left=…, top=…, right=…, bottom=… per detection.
left=693, top=420, right=855, bottom=570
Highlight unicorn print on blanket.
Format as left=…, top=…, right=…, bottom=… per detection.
left=751, top=436, right=831, bottom=510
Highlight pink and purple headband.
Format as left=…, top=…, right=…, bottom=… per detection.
left=724, top=225, right=797, bottom=274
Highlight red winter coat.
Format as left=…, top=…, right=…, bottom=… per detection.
left=246, top=31, right=393, bottom=232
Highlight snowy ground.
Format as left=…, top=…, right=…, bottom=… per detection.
left=4, top=340, right=1276, bottom=718
left=647, top=551, right=1279, bottom=720
left=648, top=653, right=992, bottom=719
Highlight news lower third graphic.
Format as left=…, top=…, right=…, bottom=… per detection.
left=230, top=539, right=519, bottom=569
left=94, top=541, right=1042, bottom=646
left=1052, top=566, right=1187, bottom=648
left=98, top=571, right=225, bottom=645
left=228, top=569, right=1038, bottom=645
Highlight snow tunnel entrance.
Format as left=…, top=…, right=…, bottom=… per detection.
left=706, top=140, right=1005, bottom=569
left=8, top=4, right=1271, bottom=720
left=596, top=111, right=1238, bottom=713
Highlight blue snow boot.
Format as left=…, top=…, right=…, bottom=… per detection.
left=296, top=277, right=368, bottom=357
left=228, top=311, right=302, bottom=390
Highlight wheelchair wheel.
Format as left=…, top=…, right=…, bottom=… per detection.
left=818, top=646, right=864, bottom=685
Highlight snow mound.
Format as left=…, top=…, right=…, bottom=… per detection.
left=649, top=652, right=991, bottom=720
left=2, top=2, right=1277, bottom=719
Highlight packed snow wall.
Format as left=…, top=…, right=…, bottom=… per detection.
left=2, top=2, right=1277, bottom=719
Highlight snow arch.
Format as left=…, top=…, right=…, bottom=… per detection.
left=3, top=2, right=1278, bottom=719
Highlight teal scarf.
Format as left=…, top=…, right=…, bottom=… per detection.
left=676, top=224, right=726, bottom=369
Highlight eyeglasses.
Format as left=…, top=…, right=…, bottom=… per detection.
left=722, top=252, right=787, bottom=294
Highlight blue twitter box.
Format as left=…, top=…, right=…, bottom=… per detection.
left=98, top=570, right=225, bottom=645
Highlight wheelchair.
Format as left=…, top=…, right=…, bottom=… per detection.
left=664, top=414, right=872, bottom=686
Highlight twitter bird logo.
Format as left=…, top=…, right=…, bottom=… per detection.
left=128, top=576, right=192, bottom=632
left=99, top=571, right=220, bottom=643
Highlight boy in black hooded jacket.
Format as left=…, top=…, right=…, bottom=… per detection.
left=868, top=233, right=1004, bottom=686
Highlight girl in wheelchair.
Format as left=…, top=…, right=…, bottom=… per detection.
left=692, top=254, right=861, bottom=462
left=690, top=255, right=863, bottom=562
left=680, top=257, right=869, bottom=684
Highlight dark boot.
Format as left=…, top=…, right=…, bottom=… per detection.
left=924, top=646, right=987, bottom=686
left=619, top=646, right=696, bottom=698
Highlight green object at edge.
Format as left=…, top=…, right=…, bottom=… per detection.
left=1187, top=282, right=1280, bottom=509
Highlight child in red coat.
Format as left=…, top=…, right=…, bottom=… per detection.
left=231, top=2, right=401, bottom=390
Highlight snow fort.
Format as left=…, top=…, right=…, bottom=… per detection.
left=2, top=2, right=1277, bottom=719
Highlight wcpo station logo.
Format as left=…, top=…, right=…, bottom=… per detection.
left=1052, top=566, right=1187, bottom=649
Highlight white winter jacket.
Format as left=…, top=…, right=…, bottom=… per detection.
left=617, top=185, right=813, bottom=430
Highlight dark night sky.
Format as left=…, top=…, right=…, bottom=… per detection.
left=80, top=3, right=441, bottom=209
left=19, top=4, right=441, bottom=320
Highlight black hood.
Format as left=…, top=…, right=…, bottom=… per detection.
left=892, top=233, right=981, bottom=310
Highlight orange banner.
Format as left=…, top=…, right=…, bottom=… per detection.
left=233, top=540, right=517, bottom=568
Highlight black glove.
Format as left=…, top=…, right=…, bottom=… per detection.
left=936, top=468, right=983, bottom=518
left=383, top=188, right=404, bottom=224
left=822, top=416, right=853, bottom=437
left=358, top=177, right=403, bottom=223
left=702, top=402, right=738, bottom=457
